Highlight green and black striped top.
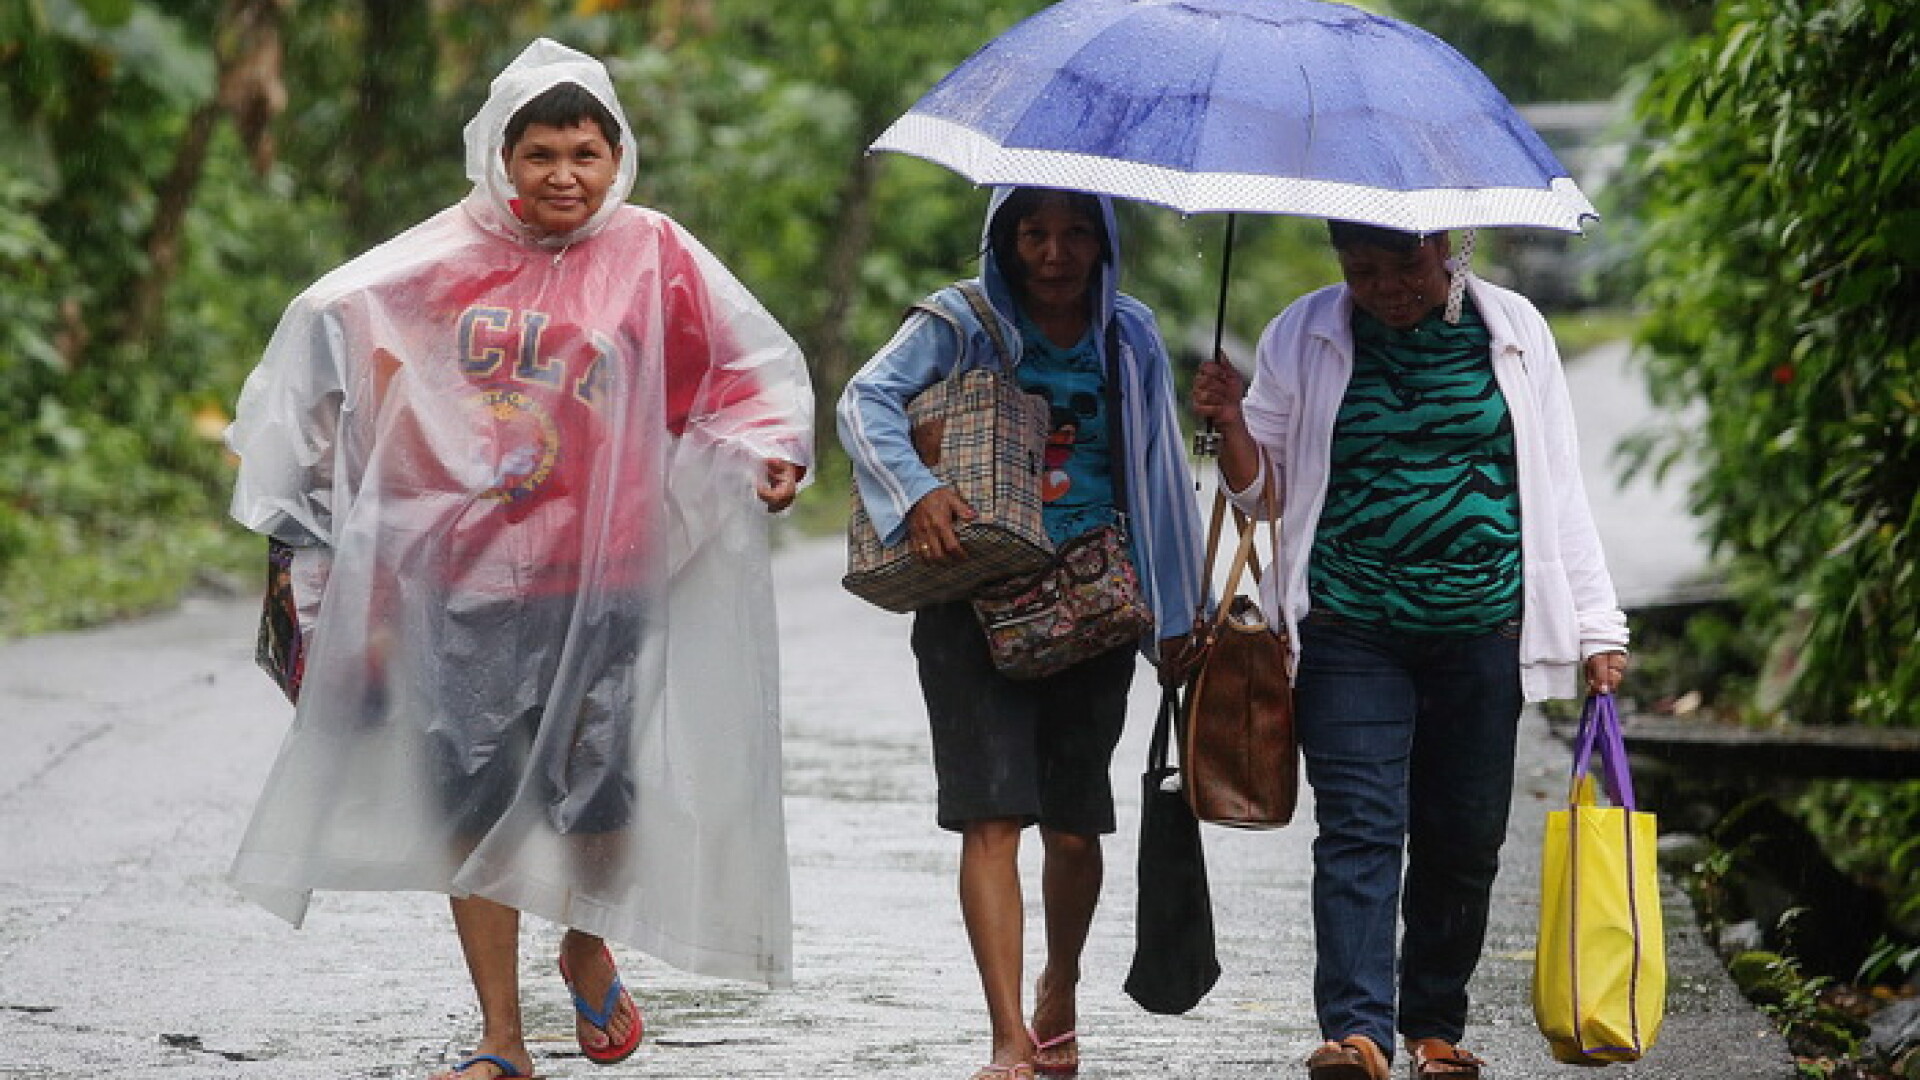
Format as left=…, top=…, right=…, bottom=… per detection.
left=1307, top=300, right=1522, bottom=633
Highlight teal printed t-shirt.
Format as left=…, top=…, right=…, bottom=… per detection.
left=1308, top=299, right=1522, bottom=633
left=1014, top=313, right=1118, bottom=545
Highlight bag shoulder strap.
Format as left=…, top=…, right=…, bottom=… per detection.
left=954, top=281, right=1015, bottom=371
left=1103, top=317, right=1131, bottom=518
left=916, top=281, right=1015, bottom=373
left=906, top=281, right=1016, bottom=377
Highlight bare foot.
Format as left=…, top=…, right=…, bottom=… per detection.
left=558, top=930, right=641, bottom=1059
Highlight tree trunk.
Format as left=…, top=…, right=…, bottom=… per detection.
left=122, top=103, right=223, bottom=351
left=121, top=0, right=287, bottom=351
left=345, top=0, right=434, bottom=250
left=807, top=148, right=883, bottom=443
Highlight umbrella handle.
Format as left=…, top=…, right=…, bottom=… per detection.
left=1193, top=213, right=1237, bottom=458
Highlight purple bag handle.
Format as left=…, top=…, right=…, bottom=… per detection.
left=1568, top=692, right=1636, bottom=810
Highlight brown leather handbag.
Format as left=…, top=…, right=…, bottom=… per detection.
left=1177, top=486, right=1297, bottom=829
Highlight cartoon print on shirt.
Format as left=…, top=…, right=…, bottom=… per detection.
left=1043, top=413, right=1077, bottom=502
left=1039, top=390, right=1102, bottom=503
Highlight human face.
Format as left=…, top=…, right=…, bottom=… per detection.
left=504, top=120, right=622, bottom=237
left=1335, top=236, right=1453, bottom=330
left=1012, top=197, right=1103, bottom=319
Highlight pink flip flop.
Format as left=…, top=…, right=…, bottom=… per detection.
left=1028, top=1026, right=1080, bottom=1076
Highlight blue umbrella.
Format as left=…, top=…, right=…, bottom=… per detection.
left=870, top=0, right=1595, bottom=233
left=870, top=0, right=1595, bottom=451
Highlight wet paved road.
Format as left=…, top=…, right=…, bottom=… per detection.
left=0, top=347, right=1788, bottom=1079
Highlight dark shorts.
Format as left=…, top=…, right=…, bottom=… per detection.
left=910, top=600, right=1137, bottom=835
left=426, top=591, right=644, bottom=837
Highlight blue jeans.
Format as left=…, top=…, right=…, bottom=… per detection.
left=1293, top=613, right=1523, bottom=1054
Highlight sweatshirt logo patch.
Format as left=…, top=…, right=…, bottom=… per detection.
left=471, top=388, right=559, bottom=504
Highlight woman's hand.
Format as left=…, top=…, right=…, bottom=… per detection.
left=756, top=459, right=806, bottom=512
left=1585, top=650, right=1629, bottom=696
left=905, top=487, right=976, bottom=563
left=1190, top=353, right=1247, bottom=430
left=1191, top=352, right=1264, bottom=494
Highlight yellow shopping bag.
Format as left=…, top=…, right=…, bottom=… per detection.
left=1532, top=693, right=1666, bottom=1064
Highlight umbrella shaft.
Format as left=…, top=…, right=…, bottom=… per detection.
left=1195, top=214, right=1237, bottom=459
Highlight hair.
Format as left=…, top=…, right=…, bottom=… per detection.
left=987, top=187, right=1113, bottom=294
left=1326, top=219, right=1438, bottom=254
left=504, top=82, right=622, bottom=150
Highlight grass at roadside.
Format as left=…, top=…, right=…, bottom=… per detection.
left=0, top=513, right=256, bottom=642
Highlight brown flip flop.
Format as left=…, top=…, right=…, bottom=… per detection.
left=1404, top=1038, right=1485, bottom=1078
left=1306, top=1034, right=1390, bottom=1080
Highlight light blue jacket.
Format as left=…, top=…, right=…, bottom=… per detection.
left=838, top=189, right=1207, bottom=649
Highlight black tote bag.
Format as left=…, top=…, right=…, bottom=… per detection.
left=1124, top=686, right=1222, bottom=1014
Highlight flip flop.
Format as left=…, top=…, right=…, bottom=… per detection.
left=557, top=945, right=643, bottom=1065
left=969, top=1065, right=1035, bottom=1080
left=1306, top=1035, right=1390, bottom=1080
left=433, top=1053, right=533, bottom=1080
left=1405, top=1038, right=1485, bottom=1078
left=1027, top=1026, right=1080, bottom=1076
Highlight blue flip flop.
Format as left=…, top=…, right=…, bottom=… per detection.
left=442, top=1053, right=531, bottom=1079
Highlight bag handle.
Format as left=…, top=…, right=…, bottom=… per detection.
left=1198, top=465, right=1282, bottom=634
left=954, top=281, right=1016, bottom=375
left=1569, top=692, right=1637, bottom=810
left=1148, top=683, right=1181, bottom=773
left=1210, top=511, right=1262, bottom=625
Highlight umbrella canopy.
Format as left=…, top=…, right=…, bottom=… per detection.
left=870, top=0, right=1596, bottom=235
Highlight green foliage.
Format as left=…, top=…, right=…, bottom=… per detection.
left=1796, top=779, right=1920, bottom=931
left=1614, top=601, right=1766, bottom=720
left=1386, top=0, right=1686, bottom=103
left=1627, top=0, right=1920, bottom=728
left=5, top=1, right=216, bottom=332
left=1728, top=947, right=1870, bottom=1064
left=0, top=401, right=252, bottom=635
left=1858, top=937, right=1920, bottom=987
left=0, top=166, right=70, bottom=413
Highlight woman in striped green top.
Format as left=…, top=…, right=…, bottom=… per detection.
left=1191, top=221, right=1629, bottom=1080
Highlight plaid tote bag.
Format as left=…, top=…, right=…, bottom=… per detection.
left=843, top=283, right=1052, bottom=613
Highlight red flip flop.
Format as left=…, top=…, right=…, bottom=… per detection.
left=557, top=945, right=643, bottom=1065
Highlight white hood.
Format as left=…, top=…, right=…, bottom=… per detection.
left=460, top=38, right=640, bottom=248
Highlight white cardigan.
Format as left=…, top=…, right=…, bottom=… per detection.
left=1228, top=275, right=1628, bottom=702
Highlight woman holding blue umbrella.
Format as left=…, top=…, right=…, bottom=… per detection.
left=840, top=187, right=1205, bottom=1080
left=1192, top=221, right=1630, bottom=1080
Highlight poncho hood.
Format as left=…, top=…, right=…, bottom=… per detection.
left=461, top=37, right=641, bottom=249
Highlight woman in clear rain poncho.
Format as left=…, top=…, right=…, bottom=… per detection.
left=225, top=40, right=813, bottom=1080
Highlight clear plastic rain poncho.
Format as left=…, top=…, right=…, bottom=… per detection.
left=225, top=39, right=813, bottom=986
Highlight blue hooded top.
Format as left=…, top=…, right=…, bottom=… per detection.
left=838, top=187, right=1206, bottom=647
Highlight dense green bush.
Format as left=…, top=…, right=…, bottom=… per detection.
left=1630, top=0, right=1918, bottom=730
left=1627, top=0, right=1920, bottom=1025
